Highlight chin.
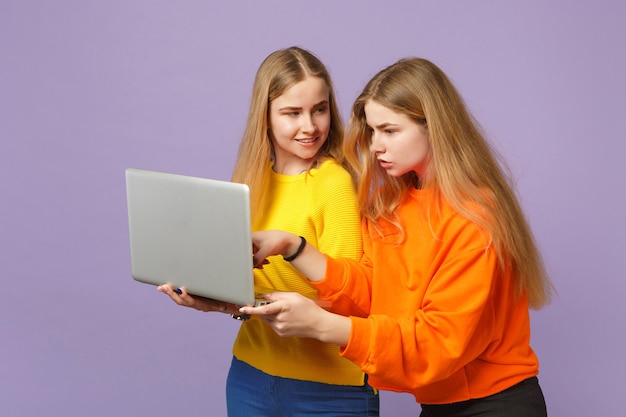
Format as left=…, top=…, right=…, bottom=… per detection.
left=298, top=149, right=322, bottom=160
left=385, top=169, right=404, bottom=177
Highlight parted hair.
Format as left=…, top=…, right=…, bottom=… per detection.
left=344, top=57, right=553, bottom=309
left=231, top=46, right=346, bottom=223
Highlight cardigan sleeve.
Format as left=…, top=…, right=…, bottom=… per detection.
left=311, top=218, right=375, bottom=318
left=312, top=254, right=373, bottom=317
left=340, top=243, right=500, bottom=391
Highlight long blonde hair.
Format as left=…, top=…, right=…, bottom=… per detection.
left=344, top=57, right=554, bottom=309
left=231, top=46, right=346, bottom=222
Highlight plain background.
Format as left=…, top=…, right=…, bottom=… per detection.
left=1, top=1, right=624, bottom=416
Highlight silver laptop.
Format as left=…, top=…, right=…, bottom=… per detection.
left=125, top=168, right=268, bottom=306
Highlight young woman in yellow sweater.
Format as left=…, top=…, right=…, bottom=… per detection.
left=157, top=47, right=379, bottom=416
left=242, top=57, right=555, bottom=417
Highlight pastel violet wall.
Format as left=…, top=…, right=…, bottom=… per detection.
left=1, top=1, right=624, bottom=416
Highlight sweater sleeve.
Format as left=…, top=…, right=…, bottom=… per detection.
left=340, top=224, right=502, bottom=392
left=311, top=220, right=375, bottom=317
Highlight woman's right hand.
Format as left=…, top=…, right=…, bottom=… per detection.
left=157, top=284, right=240, bottom=314
left=251, top=230, right=297, bottom=268
left=252, top=230, right=327, bottom=281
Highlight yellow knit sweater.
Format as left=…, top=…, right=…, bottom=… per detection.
left=231, top=159, right=366, bottom=385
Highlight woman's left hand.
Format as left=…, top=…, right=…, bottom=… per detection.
left=157, top=284, right=240, bottom=314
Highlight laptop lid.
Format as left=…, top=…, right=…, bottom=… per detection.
left=125, top=168, right=260, bottom=306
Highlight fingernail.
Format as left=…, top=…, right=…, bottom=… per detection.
left=175, top=288, right=182, bottom=295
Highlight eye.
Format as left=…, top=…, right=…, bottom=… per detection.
left=315, top=106, right=328, bottom=114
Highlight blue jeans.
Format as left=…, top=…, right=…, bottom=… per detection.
left=419, top=376, right=547, bottom=417
left=226, top=356, right=380, bottom=417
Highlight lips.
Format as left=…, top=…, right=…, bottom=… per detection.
left=296, top=137, right=318, bottom=144
left=295, top=137, right=319, bottom=148
left=378, top=159, right=392, bottom=169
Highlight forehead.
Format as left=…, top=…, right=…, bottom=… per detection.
left=273, top=76, right=329, bottom=107
left=364, top=100, right=411, bottom=125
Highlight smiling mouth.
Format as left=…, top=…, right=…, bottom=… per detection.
left=296, top=137, right=318, bottom=144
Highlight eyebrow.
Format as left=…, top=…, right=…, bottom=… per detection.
left=277, top=100, right=329, bottom=112
left=368, top=122, right=398, bottom=129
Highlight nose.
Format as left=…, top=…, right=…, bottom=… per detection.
left=369, top=131, right=383, bottom=154
left=301, top=113, right=316, bottom=134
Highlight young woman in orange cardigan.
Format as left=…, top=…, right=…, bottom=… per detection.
left=242, top=57, right=555, bottom=417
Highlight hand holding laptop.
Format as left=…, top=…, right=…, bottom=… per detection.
left=157, top=283, right=242, bottom=315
